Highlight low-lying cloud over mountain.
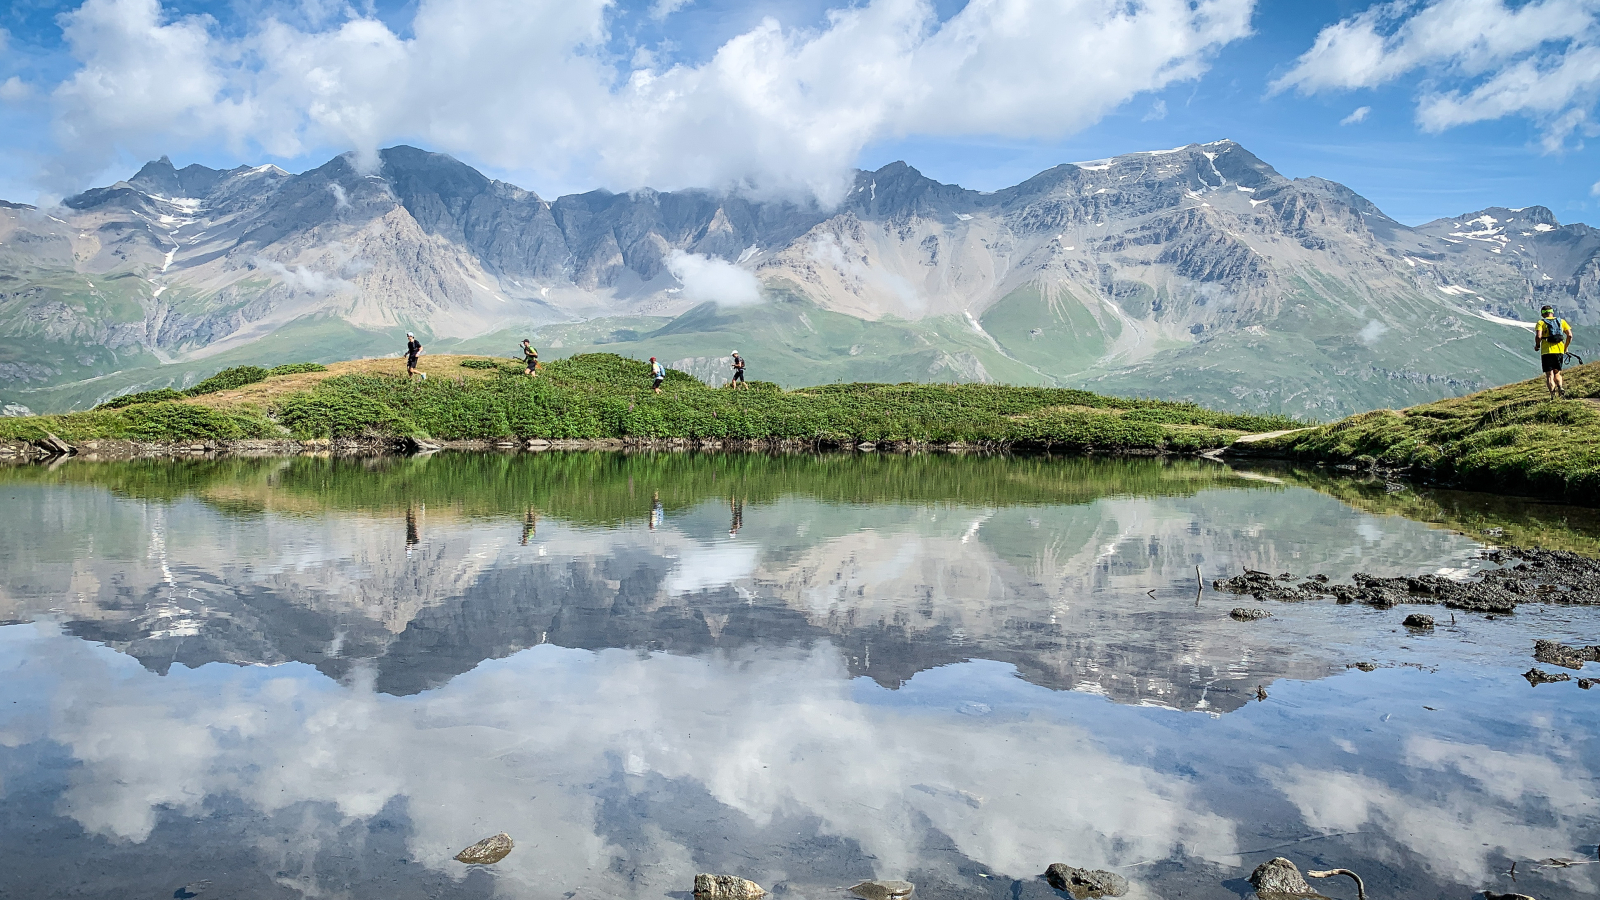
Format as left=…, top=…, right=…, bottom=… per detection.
left=1, top=140, right=1593, bottom=417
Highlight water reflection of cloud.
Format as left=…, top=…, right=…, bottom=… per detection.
left=13, top=624, right=1232, bottom=897
left=1270, top=729, right=1599, bottom=890
left=6, top=623, right=1600, bottom=898
left=662, top=542, right=760, bottom=595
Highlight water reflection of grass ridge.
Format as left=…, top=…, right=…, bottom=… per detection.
left=0, top=453, right=1248, bottom=524
left=1268, top=464, right=1600, bottom=557
left=0, top=353, right=1300, bottom=450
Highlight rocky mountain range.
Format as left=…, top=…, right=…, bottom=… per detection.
left=1, top=141, right=1593, bottom=416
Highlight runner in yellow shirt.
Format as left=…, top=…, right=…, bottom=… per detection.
left=1535, top=305, right=1573, bottom=399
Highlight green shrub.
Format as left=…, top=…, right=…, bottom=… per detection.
left=119, top=403, right=273, bottom=441
left=459, top=359, right=503, bottom=370
left=277, top=392, right=418, bottom=439
left=186, top=366, right=270, bottom=396
left=96, top=388, right=188, bottom=410
left=267, top=362, right=328, bottom=376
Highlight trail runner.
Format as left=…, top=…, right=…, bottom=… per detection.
left=1536, top=305, right=1573, bottom=399
left=406, top=332, right=425, bottom=381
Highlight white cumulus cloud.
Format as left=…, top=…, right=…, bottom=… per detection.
left=649, top=0, right=693, bottom=20
left=37, top=0, right=1257, bottom=199
left=666, top=249, right=764, bottom=306
left=0, top=76, right=32, bottom=102
left=1273, top=0, right=1600, bottom=150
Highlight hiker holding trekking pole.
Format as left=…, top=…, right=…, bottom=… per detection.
left=1536, top=305, right=1574, bottom=399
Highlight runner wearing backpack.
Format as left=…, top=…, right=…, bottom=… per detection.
left=1535, top=305, right=1573, bottom=399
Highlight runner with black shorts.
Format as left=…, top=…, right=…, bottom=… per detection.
left=405, top=332, right=425, bottom=381
left=730, top=351, right=746, bottom=389
left=650, top=357, right=665, bottom=394
left=521, top=339, right=539, bottom=377
left=1535, top=305, right=1573, bottom=399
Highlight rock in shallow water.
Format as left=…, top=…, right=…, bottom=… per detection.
left=1524, top=667, right=1572, bottom=686
left=454, top=832, right=514, bottom=864
left=1533, top=639, right=1600, bottom=670
left=1043, top=863, right=1128, bottom=897
left=1402, top=613, right=1434, bottom=628
left=693, top=873, right=766, bottom=899
left=1247, top=857, right=1329, bottom=899
left=1231, top=607, right=1270, bottom=621
left=850, top=879, right=914, bottom=900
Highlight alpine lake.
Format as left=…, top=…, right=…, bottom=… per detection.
left=1, top=451, right=1597, bottom=900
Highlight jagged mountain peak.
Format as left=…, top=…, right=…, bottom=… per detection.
left=128, top=156, right=231, bottom=200
left=842, top=160, right=979, bottom=218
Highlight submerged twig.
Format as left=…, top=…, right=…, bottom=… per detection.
left=1195, top=564, right=1203, bottom=606
left=1308, top=868, right=1366, bottom=900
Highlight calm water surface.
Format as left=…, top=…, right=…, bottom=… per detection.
left=0, top=454, right=1596, bottom=900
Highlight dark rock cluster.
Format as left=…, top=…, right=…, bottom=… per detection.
left=1212, top=548, right=1600, bottom=614
left=1533, top=638, right=1600, bottom=670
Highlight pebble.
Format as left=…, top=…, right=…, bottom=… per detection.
left=1043, top=863, right=1128, bottom=898
left=693, top=874, right=766, bottom=899
left=849, top=879, right=913, bottom=900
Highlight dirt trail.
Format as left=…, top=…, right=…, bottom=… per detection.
left=1232, top=428, right=1313, bottom=444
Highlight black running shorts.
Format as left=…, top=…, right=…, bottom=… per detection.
left=732, top=369, right=745, bottom=382
left=1542, top=353, right=1564, bottom=372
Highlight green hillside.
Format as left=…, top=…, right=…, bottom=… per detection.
left=1250, top=361, right=1600, bottom=504
left=0, top=352, right=1299, bottom=450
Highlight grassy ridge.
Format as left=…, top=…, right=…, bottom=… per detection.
left=0, top=353, right=1300, bottom=451
left=1255, top=361, right=1600, bottom=504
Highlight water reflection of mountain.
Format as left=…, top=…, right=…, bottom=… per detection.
left=0, top=455, right=1489, bottom=711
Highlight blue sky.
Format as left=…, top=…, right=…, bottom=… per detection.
left=0, top=0, right=1595, bottom=225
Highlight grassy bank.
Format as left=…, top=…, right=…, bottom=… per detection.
left=1251, top=361, right=1600, bottom=504
left=0, top=353, right=1299, bottom=452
